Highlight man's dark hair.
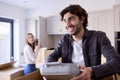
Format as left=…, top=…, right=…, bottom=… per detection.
left=60, top=4, right=88, bottom=29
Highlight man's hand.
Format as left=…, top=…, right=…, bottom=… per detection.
left=71, top=65, right=93, bottom=80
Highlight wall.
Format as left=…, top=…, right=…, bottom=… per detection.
left=0, top=2, right=26, bottom=65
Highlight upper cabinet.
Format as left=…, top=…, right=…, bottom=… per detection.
left=114, top=4, right=120, bottom=31
left=87, top=12, right=97, bottom=30
left=26, top=18, right=36, bottom=35
left=88, top=10, right=114, bottom=46
left=26, top=16, right=47, bottom=47
left=96, top=10, right=114, bottom=46
left=47, top=16, right=67, bottom=35
left=46, top=10, right=114, bottom=46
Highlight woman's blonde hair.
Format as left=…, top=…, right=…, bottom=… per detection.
left=26, top=33, right=35, bottom=52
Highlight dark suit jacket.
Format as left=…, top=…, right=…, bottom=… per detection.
left=47, top=30, right=120, bottom=79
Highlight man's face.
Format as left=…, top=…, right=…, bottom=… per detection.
left=63, top=12, right=83, bottom=35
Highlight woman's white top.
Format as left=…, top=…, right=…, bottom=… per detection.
left=72, top=39, right=85, bottom=66
left=24, top=45, right=39, bottom=64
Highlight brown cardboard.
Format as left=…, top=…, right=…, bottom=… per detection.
left=44, top=75, right=74, bottom=80
left=36, top=48, right=53, bottom=64
left=11, top=69, right=24, bottom=80
left=15, top=69, right=43, bottom=80
left=0, top=62, right=14, bottom=70
left=0, top=67, right=24, bottom=80
left=44, top=74, right=117, bottom=80
left=36, top=49, right=61, bottom=68
left=114, top=74, right=120, bottom=80
left=35, top=49, right=53, bottom=68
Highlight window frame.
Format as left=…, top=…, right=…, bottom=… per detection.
left=0, top=17, right=14, bottom=61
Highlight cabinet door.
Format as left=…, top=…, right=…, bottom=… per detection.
left=57, top=17, right=67, bottom=34
left=26, top=17, right=47, bottom=47
left=88, top=12, right=96, bottom=30
left=26, top=18, right=36, bottom=36
left=47, top=16, right=67, bottom=34
left=95, top=10, right=114, bottom=46
left=114, top=5, right=120, bottom=31
left=38, top=16, right=46, bottom=47
left=46, top=17, right=57, bottom=34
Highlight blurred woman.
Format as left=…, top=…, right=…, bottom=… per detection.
left=24, top=33, right=41, bottom=75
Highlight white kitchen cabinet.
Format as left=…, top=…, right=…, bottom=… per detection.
left=87, top=12, right=97, bottom=30
left=26, top=16, right=47, bottom=47
left=95, top=10, right=114, bottom=46
left=46, top=10, right=114, bottom=46
left=88, top=10, right=114, bottom=46
left=26, top=18, right=36, bottom=36
left=47, top=16, right=67, bottom=35
left=114, top=4, right=120, bottom=31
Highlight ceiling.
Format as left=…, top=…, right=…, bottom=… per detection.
left=1, top=0, right=120, bottom=17
left=0, top=0, right=118, bottom=10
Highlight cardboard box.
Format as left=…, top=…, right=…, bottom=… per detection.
left=114, top=74, right=120, bottom=80
left=15, top=69, right=43, bottom=80
left=36, top=48, right=61, bottom=68
left=0, top=65, right=43, bottom=80
left=0, top=62, right=14, bottom=70
left=0, top=67, right=24, bottom=80
left=36, top=48, right=53, bottom=64
left=35, top=48, right=53, bottom=68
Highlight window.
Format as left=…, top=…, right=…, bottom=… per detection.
left=0, top=17, right=14, bottom=64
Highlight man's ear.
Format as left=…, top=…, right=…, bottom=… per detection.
left=81, top=16, right=85, bottom=24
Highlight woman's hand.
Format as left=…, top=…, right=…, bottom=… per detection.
left=37, top=43, right=42, bottom=48
left=71, top=64, right=93, bottom=80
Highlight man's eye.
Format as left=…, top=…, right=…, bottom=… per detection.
left=69, top=16, right=75, bottom=21
left=63, top=16, right=75, bottom=22
left=63, top=19, right=66, bottom=22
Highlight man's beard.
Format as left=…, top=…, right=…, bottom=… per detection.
left=72, top=23, right=82, bottom=35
